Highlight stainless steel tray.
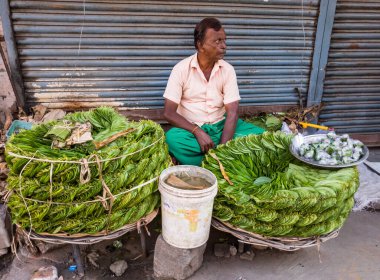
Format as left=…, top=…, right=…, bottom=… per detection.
left=289, top=134, right=369, bottom=169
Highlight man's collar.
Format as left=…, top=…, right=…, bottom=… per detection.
left=190, top=53, right=199, bottom=69
left=191, top=53, right=223, bottom=70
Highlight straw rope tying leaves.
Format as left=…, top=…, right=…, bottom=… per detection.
left=5, top=107, right=171, bottom=234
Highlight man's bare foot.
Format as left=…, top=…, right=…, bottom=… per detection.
left=171, top=156, right=179, bottom=165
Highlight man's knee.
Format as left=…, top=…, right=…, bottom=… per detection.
left=165, top=127, right=204, bottom=166
left=233, top=119, right=265, bottom=138
left=166, top=127, right=190, bottom=147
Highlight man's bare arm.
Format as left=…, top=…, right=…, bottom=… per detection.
left=220, top=101, right=239, bottom=144
left=163, top=99, right=195, bottom=132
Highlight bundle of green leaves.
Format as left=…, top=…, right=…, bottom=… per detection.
left=202, top=131, right=359, bottom=237
left=5, top=107, right=171, bottom=234
left=244, top=114, right=283, bottom=132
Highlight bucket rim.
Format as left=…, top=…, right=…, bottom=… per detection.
left=159, top=165, right=217, bottom=194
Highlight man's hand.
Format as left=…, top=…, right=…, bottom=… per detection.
left=164, top=98, right=214, bottom=153
left=193, top=128, right=215, bottom=153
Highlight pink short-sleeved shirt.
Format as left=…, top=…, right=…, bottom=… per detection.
left=163, top=53, right=240, bottom=126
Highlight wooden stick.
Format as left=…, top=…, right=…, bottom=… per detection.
left=94, top=128, right=135, bottom=149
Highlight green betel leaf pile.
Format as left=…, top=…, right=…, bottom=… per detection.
left=5, top=107, right=171, bottom=234
left=202, top=132, right=359, bottom=237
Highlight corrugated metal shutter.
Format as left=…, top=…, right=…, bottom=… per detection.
left=10, top=0, right=320, bottom=110
left=320, top=0, right=380, bottom=134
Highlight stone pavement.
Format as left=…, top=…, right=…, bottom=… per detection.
left=189, top=211, right=380, bottom=280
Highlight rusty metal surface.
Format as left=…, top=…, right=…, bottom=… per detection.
left=350, top=133, right=380, bottom=147
left=319, top=0, right=380, bottom=137
left=5, top=0, right=378, bottom=143
left=8, top=0, right=320, bottom=111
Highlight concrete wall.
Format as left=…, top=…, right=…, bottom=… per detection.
left=0, top=17, right=17, bottom=127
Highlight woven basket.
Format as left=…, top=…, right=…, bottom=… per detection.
left=17, top=209, right=158, bottom=245
left=212, top=217, right=339, bottom=251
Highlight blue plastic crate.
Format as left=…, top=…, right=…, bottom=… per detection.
left=6, top=120, right=33, bottom=140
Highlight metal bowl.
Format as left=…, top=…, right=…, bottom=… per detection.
left=289, top=134, right=369, bottom=169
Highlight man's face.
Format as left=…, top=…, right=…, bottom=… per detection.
left=200, top=27, right=227, bottom=62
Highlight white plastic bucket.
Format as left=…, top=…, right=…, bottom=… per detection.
left=159, top=165, right=218, bottom=249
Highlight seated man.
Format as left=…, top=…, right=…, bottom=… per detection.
left=163, top=17, right=264, bottom=166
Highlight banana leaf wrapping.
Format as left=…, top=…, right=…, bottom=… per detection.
left=202, top=131, right=359, bottom=237
left=5, top=107, right=171, bottom=234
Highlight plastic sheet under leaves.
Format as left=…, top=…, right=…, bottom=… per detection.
left=354, top=161, right=380, bottom=211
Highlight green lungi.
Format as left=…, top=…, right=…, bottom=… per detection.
left=165, top=118, right=265, bottom=166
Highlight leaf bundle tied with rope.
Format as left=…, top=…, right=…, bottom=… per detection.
left=202, top=131, right=359, bottom=238
left=5, top=107, right=172, bottom=235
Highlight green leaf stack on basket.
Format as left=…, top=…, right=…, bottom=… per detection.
left=5, top=107, right=171, bottom=234
left=202, top=131, right=359, bottom=237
